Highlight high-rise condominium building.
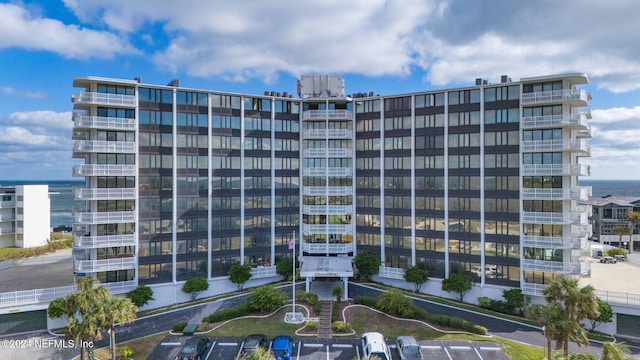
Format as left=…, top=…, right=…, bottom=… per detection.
left=70, top=73, right=592, bottom=299
left=0, top=185, right=51, bottom=249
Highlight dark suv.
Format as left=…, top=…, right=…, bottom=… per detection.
left=175, top=337, right=210, bottom=360
left=239, top=334, right=268, bottom=357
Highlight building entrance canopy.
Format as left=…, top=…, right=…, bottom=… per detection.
left=300, top=256, right=353, bottom=278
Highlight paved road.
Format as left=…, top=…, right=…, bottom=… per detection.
left=0, top=250, right=74, bottom=292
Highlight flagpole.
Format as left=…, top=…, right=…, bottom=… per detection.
left=292, top=230, right=296, bottom=315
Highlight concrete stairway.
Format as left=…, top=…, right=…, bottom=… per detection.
left=317, top=301, right=332, bottom=339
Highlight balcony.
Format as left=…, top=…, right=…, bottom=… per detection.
left=575, top=126, right=592, bottom=139
left=521, top=259, right=572, bottom=273
left=303, top=129, right=353, bottom=139
left=522, top=234, right=588, bottom=249
left=302, top=241, right=355, bottom=254
left=302, top=109, right=353, bottom=121
left=521, top=186, right=592, bottom=200
left=521, top=89, right=591, bottom=106
left=302, top=186, right=352, bottom=196
left=302, top=205, right=352, bottom=215
left=302, top=148, right=353, bottom=158
left=74, top=234, right=136, bottom=248
left=521, top=163, right=590, bottom=176
left=302, top=167, right=353, bottom=177
left=73, top=140, right=136, bottom=154
left=73, top=114, right=136, bottom=131
left=522, top=282, right=546, bottom=296
left=74, top=210, right=136, bottom=224
left=72, top=92, right=137, bottom=108
left=521, top=211, right=589, bottom=225
left=0, top=213, right=15, bottom=222
left=73, top=257, right=136, bottom=272
left=0, top=200, right=16, bottom=209
left=521, top=113, right=590, bottom=130
left=522, top=139, right=590, bottom=156
left=0, top=227, right=15, bottom=235
left=302, top=224, right=353, bottom=234
left=73, top=164, right=137, bottom=177
left=73, top=187, right=136, bottom=200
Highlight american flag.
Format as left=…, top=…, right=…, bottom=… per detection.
left=288, top=238, right=294, bottom=250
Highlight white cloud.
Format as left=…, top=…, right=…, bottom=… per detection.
left=0, top=3, right=137, bottom=59
left=1, top=86, right=47, bottom=99
left=2, top=111, right=73, bottom=133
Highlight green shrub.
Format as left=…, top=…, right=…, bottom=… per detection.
left=204, top=304, right=250, bottom=323
left=605, top=248, right=627, bottom=257
left=477, top=297, right=492, bottom=308
left=413, top=307, right=429, bottom=321
left=569, top=352, right=596, bottom=360
left=376, top=289, right=414, bottom=318
left=354, top=296, right=378, bottom=308
left=427, top=314, right=487, bottom=334
left=173, top=322, right=187, bottom=332
left=247, top=285, right=287, bottom=312
left=304, top=292, right=319, bottom=306
left=331, top=301, right=341, bottom=323
left=331, top=321, right=352, bottom=332
left=304, top=321, right=318, bottom=330
left=313, top=301, right=322, bottom=315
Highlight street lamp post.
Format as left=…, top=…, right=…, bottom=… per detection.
left=542, top=326, right=548, bottom=360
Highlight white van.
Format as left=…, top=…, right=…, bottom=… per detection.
left=361, top=332, right=392, bottom=360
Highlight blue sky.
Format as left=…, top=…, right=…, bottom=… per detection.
left=1, top=0, right=640, bottom=180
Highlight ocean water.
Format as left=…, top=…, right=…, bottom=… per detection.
left=0, top=179, right=638, bottom=229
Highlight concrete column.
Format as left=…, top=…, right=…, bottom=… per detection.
left=342, top=277, right=348, bottom=300
left=306, top=277, right=310, bottom=292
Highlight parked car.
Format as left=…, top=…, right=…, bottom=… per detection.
left=614, top=254, right=626, bottom=261
left=361, top=332, right=392, bottom=360
left=600, top=256, right=617, bottom=264
left=239, top=334, right=268, bottom=357
left=175, top=337, right=210, bottom=360
left=271, top=335, right=293, bottom=360
left=396, top=336, right=424, bottom=360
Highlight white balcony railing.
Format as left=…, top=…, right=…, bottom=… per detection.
left=0, top=200, right=16, bottom=208
left=73, top=164, right=137, bottom=177
left=302, top=148, right=353, bottom=158
left=74, top=257, right=136, bottom=272
left=303, top=129, right=353, bottom=139
left=377, top=266, right=405, bottom=280
left=522, top=211, right=589, bottom=225
left=0, top=281, right=137, bottom=307
left=74, top=211, right=136, bottom=224
left=74, top=234, right=136, bottom=248
left=522, top=259, right=589, bottom=275
left=521, top=113, right=589, bottom=129
left=302, top=224, right=353, bottom=234
left=302, top=242, right=355, bottom=254
left=521, top=163, right=590, bottom=176
left=521, top=89, right=590, bottom=105
left=303, top=167, right=353, bottom=177
left=73, top=140, right=136, bottom=153
left=73, top=114, right=136, bottom=131
left=73, top=187, right=136, bottom=200
left=522, top=234, right=588, bottom=249
left=302, top=205, right=352, bottom=215
left=575, top=126, right=592, bottom=139
left=302, top=109, right=353, bottom=121
left=521, top=186, right=592, bottom=200
left=72, top=92, right=137, bottom=107
left=250, top=266, right=277, bottom=279
left=522, top=139, right=590, bottom=154
left=302, top=186, right=352, bottom=196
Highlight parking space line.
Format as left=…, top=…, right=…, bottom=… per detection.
left=443, top=346, right=453, bottom=360
left=479, top=347, right=501, bottom=351
left=474, top=347, right=484, bottom=360
left=217, top=342, right=238, bottom=346
left=296, top=341, right=301, bottom=360
left=422, top=345, right=441, bottom=349
left=160, top=342, right=181, bottom=346
left=326, top=344, right=330, bottom=360
left=204, top=341, right=216, bottom=360
left=356, top=344, right=361, bottom=360
left=450, top=346, right=471, bottom=350
left=304, top=343, right=324, bottom=347
left=332, top=344, right=353, bottom=348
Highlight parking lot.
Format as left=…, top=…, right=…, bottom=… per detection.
left=148, top=336, right=510, bottom=360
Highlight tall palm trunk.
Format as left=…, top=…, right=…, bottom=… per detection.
left=110, top=327, right=117, bottom=360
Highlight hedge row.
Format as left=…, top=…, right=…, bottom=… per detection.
left=0, top=237, right=73, bottom=261
left=354, top=295, right=487, bottom=335
left=203, top=303, right=251, bottom=323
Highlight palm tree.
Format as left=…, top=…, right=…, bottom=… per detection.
left=525, top=303, right=562, bottom=360
left=600, top=341, right=631, bottom=360
left=627, top=211, right=640, bottom=252
left=611, top=225, right=631, bottom=250
left=542, top=276, right=599, bottom=356
left=100, top=297, right=138, bottom=360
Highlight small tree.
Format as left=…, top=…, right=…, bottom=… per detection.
left=228, top=263, right=252, bottom=290
left=181, top=277, right=209, bottom=301
left=100, top=297, right=137, bottom=360
left=47, top=297, right=66, bottom=319
left=247, top=285, right=287, bottom=312
left=353, top=251, right=381, bottom=281
left=276, top=257, right=294, bottom=281
left=600, top=341, right=631, bottom=360
left=442, top=272, right=473, bottom=302
left=404, top=266, right=429, bottom=293
left=239, top=346, right=273, bottom=360
left=502, top=288, right=526, bottom=315
left=126, top=284, right=155, bottom=307
left=375, top=289, right=414, bottom=318
left=612, top=225, right=631, bottom=249
left=588, top=298, right=613, bottom=331
left=332, top=285, right=344, bottom=303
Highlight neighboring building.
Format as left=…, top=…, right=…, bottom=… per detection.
left=582, top=195, right=640, bottom=251
left=0, top=185, right=51, bottom=248
left=70, top=73, right=592, bottom=300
